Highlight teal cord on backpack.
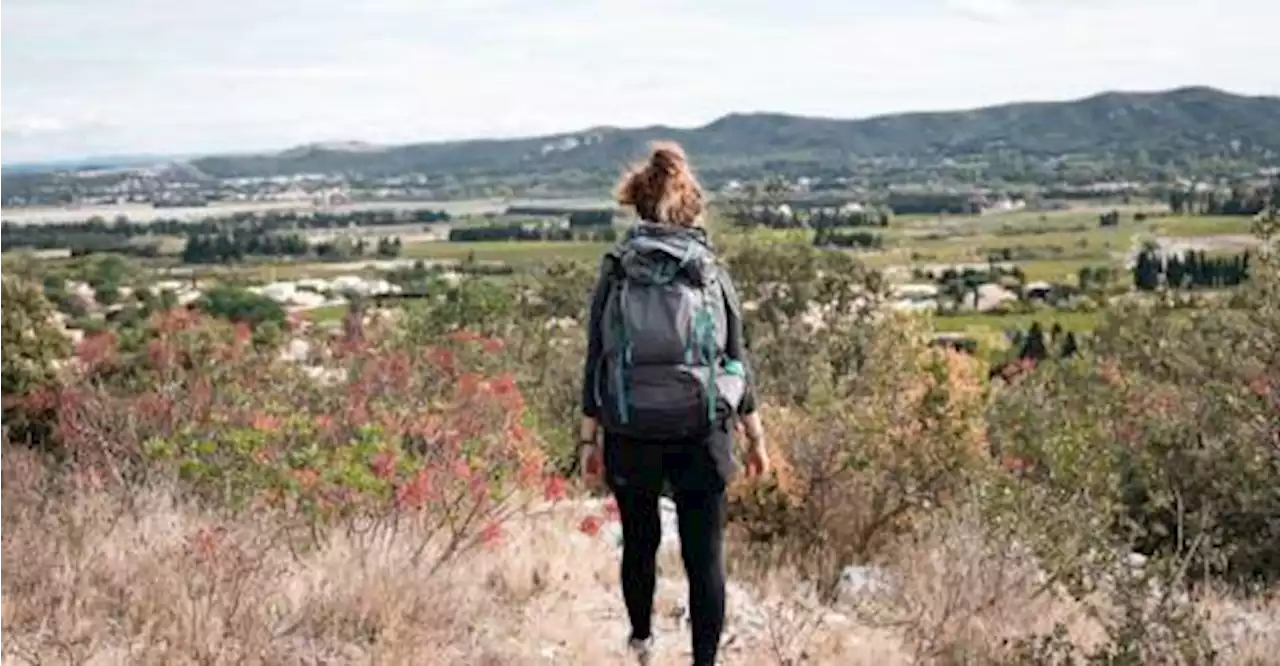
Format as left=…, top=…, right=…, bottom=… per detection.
left=693, top=305, right=718, bottom=422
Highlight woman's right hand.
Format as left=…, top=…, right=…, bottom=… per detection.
left=740, top=412, right=771, bottom=477
left=745, top=440, right=771, bottom=477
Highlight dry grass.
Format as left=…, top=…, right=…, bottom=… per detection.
left=847, top=507, right=1102, bottom=663
left=1200, top=591, right=1280, bottom=666
left=0, top=445, right=881, bottom=666
left=3, top=445, right=1275, bottom=666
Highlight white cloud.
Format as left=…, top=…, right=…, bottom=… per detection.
left=941, top=0, right=1026, bottom=22
left=2, top=117, right=69, bottom=137
left=1, top=113, right=114, bottom=141
left=1, top=0, right=1277, bottom=162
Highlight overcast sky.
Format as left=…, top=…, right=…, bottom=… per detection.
left=3, top=0, right=1278, bottom=163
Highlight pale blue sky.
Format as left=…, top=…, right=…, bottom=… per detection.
left=3, top=0, right=1277, bottom=163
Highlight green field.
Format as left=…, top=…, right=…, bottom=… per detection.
left=401, top=240, right=610, bottom=265
left=300, top=304, right=349, bottom=323
left=158, top=261, right=393, bottom=284
left=1143, top=215, right=1256, bottom=237
left=891, top=228, right=1127, bottom=261
left=1022, top=259, right=1110, bottom=282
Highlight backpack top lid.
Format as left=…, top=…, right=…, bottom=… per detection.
left=611, top=221, right=717, bottom=287
left=623, top=219, right=710, bottom=243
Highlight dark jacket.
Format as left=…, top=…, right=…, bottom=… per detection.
left=580, top=225, right=758, bottom=422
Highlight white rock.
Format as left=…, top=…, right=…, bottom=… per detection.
left=259, top=282, right=298, bottom=303
left=290, top=291, right=328, bottom=308
left=837, top=565, right=888, bottom=597
left=279, top=338, right=311, bottom=362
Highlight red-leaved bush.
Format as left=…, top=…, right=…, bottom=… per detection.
left=36, top=309, right=561, bottom=571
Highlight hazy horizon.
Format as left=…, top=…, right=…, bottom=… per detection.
left=4, top=84, right=1270, bottom=169
left=4, top=0, right=1278, bottom=164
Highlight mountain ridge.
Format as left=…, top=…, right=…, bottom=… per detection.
left=185, top=85, right=1280, bottom=180
left=6, top=86, right=1278, bottom=179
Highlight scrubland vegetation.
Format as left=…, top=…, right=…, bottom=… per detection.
left=3, top=208, right=1279, bottom=665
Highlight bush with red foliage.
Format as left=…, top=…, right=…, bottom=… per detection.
left=31, top=310, right=556, bottom=569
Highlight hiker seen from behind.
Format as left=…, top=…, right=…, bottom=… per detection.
left=578, top=140, right=771, bottom=666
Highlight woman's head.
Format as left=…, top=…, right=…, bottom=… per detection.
left=615, top=140, right=705, bottom=227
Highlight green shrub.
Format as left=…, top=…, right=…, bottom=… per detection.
left=2, top=277, right=73, bottom=446
left=195, top=285, right=286, bottom=331
left=988, top=245, right=1280, bottom=588
left=727, top=316, right=992, bottom=597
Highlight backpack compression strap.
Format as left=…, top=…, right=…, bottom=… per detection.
left=612, top=277, right=633, bottom=425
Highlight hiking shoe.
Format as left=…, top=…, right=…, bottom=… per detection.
left=627, top=636, right=655, bottom=665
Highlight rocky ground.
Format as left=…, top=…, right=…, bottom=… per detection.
left=472, top=497, right=904, bottom=665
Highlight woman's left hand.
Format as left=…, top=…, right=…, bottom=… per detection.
left=577, top=416, right=603, bottom=484
left=579, top=443, right=604, bottom=484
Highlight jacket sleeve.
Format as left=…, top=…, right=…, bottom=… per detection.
left=581, top=257, right=613, bottom=418
left=720, top=269, right=759, bottom=416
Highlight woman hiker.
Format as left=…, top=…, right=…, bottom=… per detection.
left=577, top=140, right=771, bottom=666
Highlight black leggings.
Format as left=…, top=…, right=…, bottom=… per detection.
left=616, top=487, right=727, bottom=665
left=604, top=427, right=735, bottom=666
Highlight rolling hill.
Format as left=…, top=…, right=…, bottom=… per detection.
left=187, top=86, right=1280, bottom=180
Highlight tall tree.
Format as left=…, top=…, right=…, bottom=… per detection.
left=1019, top=322, right=1049, bottom=361
left=1133, top=244, right=1162, bottom=291
left=1060, top=331, right=1080, bottom=359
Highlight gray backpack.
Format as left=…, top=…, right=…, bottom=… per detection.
left=594, top=223, right=746, bottom=441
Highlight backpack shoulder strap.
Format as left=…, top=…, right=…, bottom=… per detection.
left=717, top=263, right=742, bottom=317
left=715, top=266, right=750, bottom=380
